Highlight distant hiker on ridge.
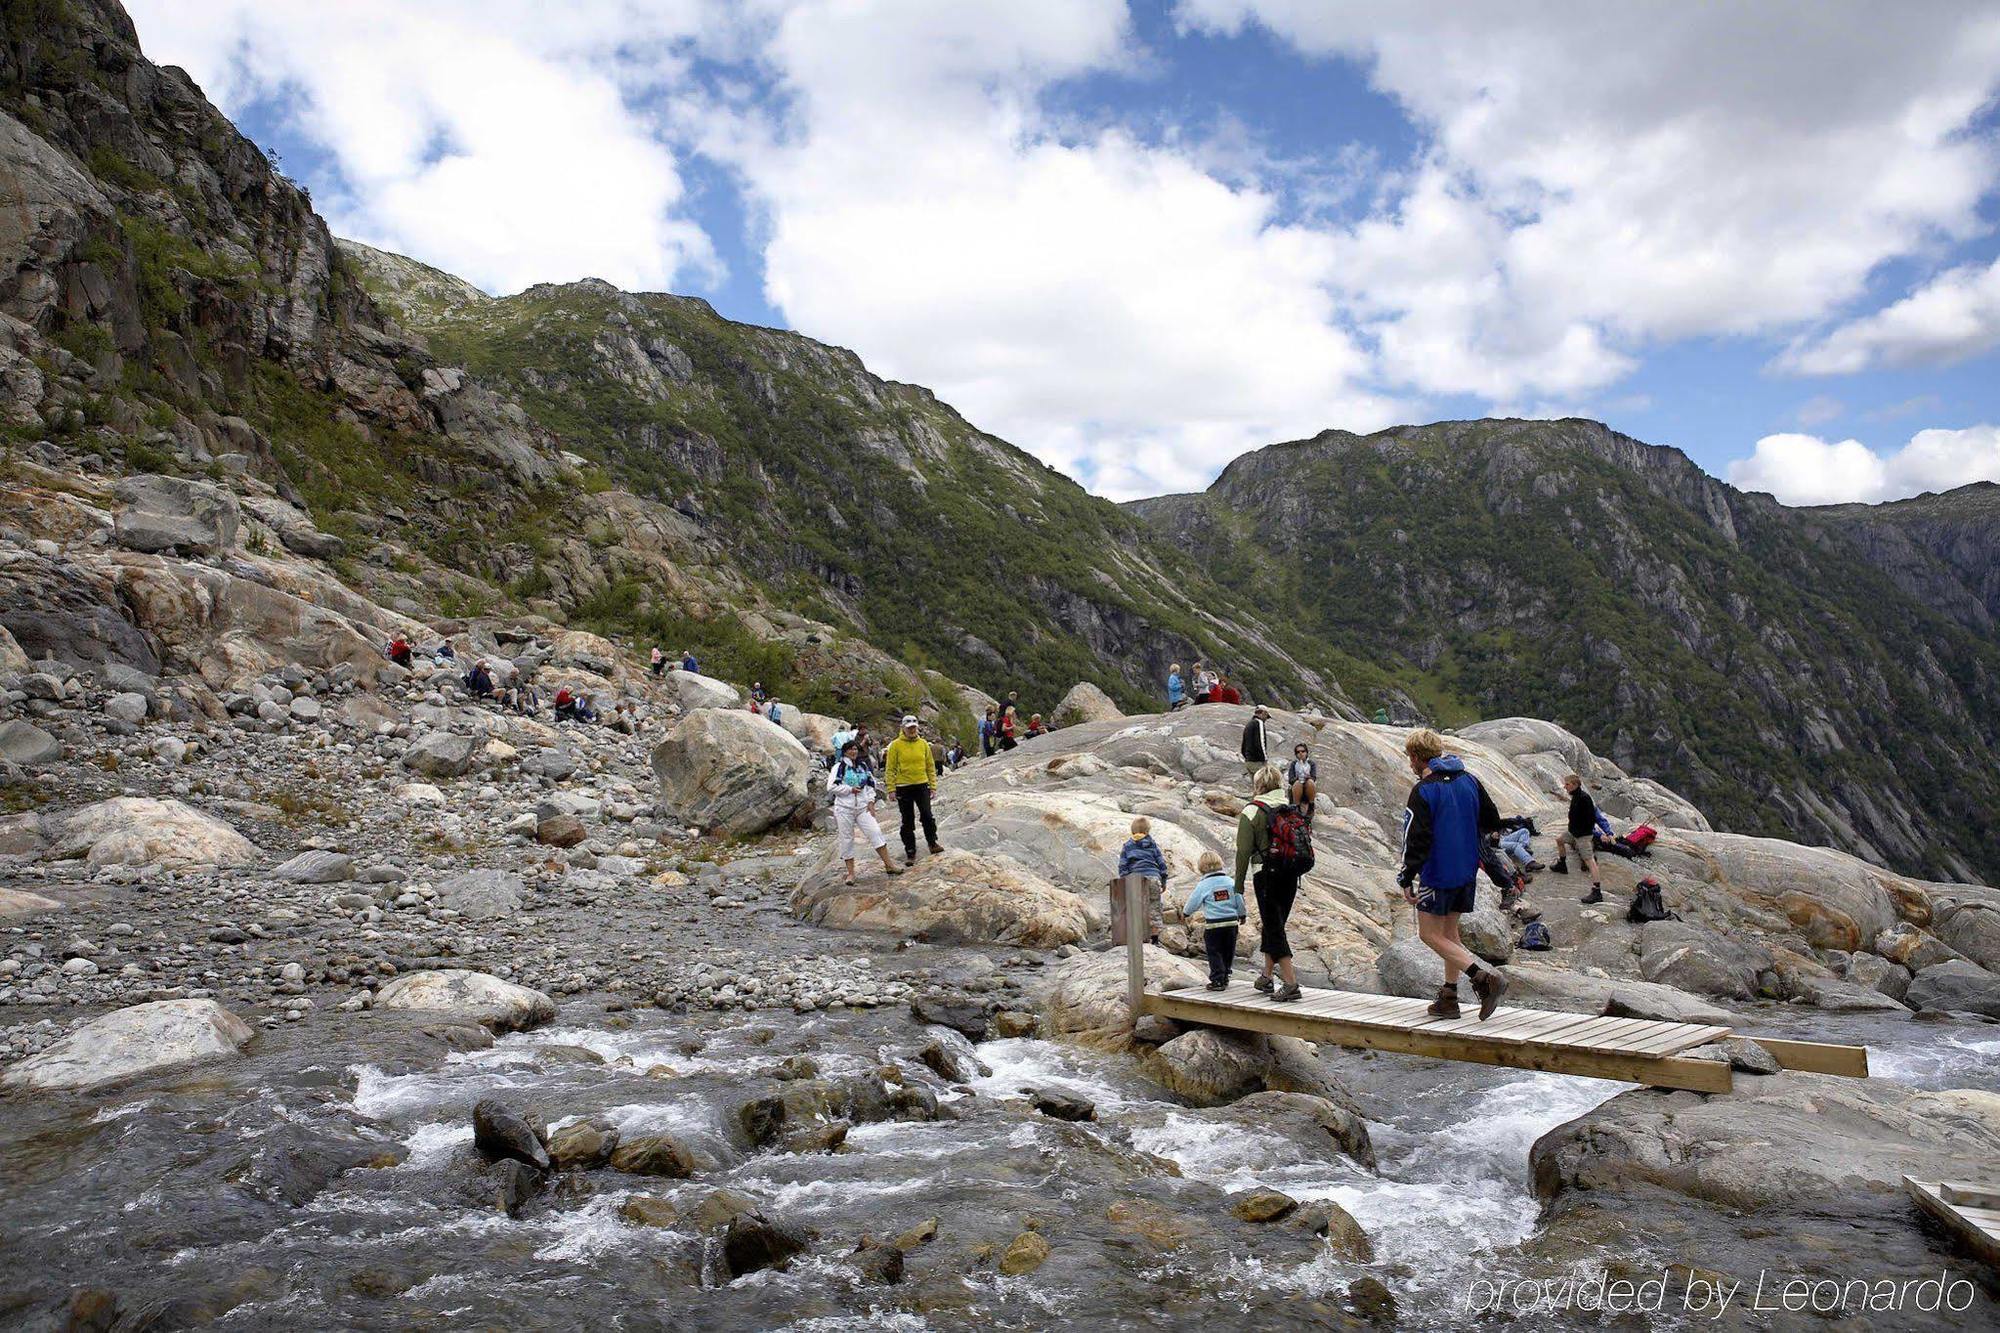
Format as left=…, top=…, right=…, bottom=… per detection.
left=649, top=646, right=665, bottom=678
left=680, top=650, right=699, bottom=674
left=1398, top=728, right=1508, bottom=1020
left=979, top=705, right=998, bottom=757
left=1167, top=662, right=1187, bottom=711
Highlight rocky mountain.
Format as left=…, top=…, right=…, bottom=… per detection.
left=1128, top=420, right=2000, bottom=884
left=1810, top=481, right=2000, bottom=634
left=6, top=0, right=1999, bottom=886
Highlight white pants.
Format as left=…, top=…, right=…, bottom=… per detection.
left=835, top=804, right=887, bottom=860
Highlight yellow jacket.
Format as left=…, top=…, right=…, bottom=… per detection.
left=885, top=733, right=937, bottom=789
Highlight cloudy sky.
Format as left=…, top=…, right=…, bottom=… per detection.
left=127, top=1, right=2000, bottom=504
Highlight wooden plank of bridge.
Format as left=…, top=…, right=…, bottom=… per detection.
left=1906, top=1178, right=2000, bottom=1271
left=1123, top=892, right=1861, bottom=1093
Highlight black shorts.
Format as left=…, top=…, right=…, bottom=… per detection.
left=1416, top=881, right=1477, bottom=917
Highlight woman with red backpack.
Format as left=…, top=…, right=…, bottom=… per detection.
left=1236, top=765, right=1312, bottom=1003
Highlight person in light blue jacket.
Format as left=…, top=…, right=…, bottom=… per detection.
left=1183, top=850, right=1247, bottom=990
left=1167, top=662, right=1186, bottom=711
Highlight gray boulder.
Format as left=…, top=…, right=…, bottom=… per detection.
left=1636, top=921, right=1771, bottom=1000
left=1935, top=903, right=2000, bottom=974
left=1531, top=1071, right=2000, bottom=1213
left=1376, top=936, right=1446, bottom=996
left=435, top=869, right=525, bottom=920
left=403, top=731, right=477, bottom=778
left=0, top=719, right=61, bottom=766
left=663, top=669, right=741, bottom=711
left=240, top=494, right=346, bottom=559
left=272, top=850, right=355, bottom=884
left=111, top=474, right=240, bottom=557
left=1905, top=959, right=2000, bottom=1017
left=1, top=999, right=254, bottom=1091
left=102, top=691, right=150, bottom=723
left=1844, top=951, right=1912, bottom=1002
left=1458, top=909, right=1513, bottom=964
left=1051, top=681, right=1123, bottom=728
left=372, top=969, right=556, bottom=1032
left=651, top=708, right=810, bottom=835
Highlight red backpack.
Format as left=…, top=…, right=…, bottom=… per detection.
left=1263, top=801, right=1316, bottom=876
left=1625, top=825, right=1658, bottom=852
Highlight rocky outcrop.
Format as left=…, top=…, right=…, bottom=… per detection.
left=651, top=708, right=810, bottom=835
left=0, top=718, right=60, bottom=766
left=43, top=797, right=259, bottom=869
left=1052, top=681, right=1123, bottom=728
left=372, top=969, right=556, bottom=1032
left=792, top=849, right=1089, bottom=948
left=663, top=669, right=740, bottom=712
left=1, top=999, right=253, bottom=1091
left=110, top=475, right=239, bottom=556
left=1531, top=1072, right=2000, bottom=1213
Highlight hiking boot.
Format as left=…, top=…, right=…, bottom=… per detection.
left=1470, top=968, right=1508, bottom=1020
left=883, top=864, right=903, bottom=876
left=1580, top=886, right=1605, bottom=904
left=1252, top=974, right=1274, bottom=994
left=1206, top=980, right=1227, bottom=991
left=1526, top=860, right=1547, bottom=873
left=1550, top=860, right=1569, bottom=875
left=927, top=843, right=944, bottom=855
left=1273, top=981, right=1303, bottom=1003
left=1427, top=984, right=1461, bottom=1019
left=905, top=852, right=916, bottom=868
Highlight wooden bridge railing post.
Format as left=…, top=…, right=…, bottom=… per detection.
left=1124, top=871, right=1148, bottom=1026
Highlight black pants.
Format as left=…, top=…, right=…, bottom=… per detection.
left=1203, top=924, right=1239, bottom=985
left=1254, top=867, right=1299, bottom=963
left=895, top=784, right=937, bottom=856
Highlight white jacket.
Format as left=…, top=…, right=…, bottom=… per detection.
left=826, top=759, right=880, bottom=812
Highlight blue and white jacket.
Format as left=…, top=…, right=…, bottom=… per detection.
left=1399, top=755, right=1500, bottom=891
left=1183, top=871, right=1246, bottom=925
left=1118, top=835, right=1169, bottom=884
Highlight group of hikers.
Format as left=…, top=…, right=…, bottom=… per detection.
left=1166, top=661, right=1243, bottom=709
left=384, top=635, right=630, bottom=728
left=976, top=692, right=1050, bottom=755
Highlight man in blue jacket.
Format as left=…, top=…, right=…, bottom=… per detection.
left=1398, top=728, right=1508, bottom=1019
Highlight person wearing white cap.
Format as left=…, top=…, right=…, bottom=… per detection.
left=885, top=714, right=943, bottom=866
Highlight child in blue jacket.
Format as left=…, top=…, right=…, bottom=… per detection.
left=1183, top=850, right=1247, bottom=990
left=1117, top=817, right=1169, bottom=944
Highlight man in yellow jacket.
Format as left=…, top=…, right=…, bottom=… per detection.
left=886, top=714, right=943, bottom=866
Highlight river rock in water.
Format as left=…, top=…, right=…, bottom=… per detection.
left=472, top=1099, right=551, bottom=1170
left=793, top=849, right=1090, bottom=949
left=372, top=969, right=556, bottom=1032
left=1530, top=1072, right=2000, bottom=1212
left=1, top=999, right=254, bottom=1091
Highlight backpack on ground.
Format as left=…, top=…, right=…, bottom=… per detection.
left=1263, top=801, right=1316, bottom=876
left=1519, top=920, right=1553, bottom=951
left=1623, top=824, right=1658, bottom=853
left=1626, top=876, right=1677, bottom=923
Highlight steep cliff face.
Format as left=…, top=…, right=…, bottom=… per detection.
left=1129, top=420, right=2000, bottom=884
left=1810, top=483, right=2000, bottom=634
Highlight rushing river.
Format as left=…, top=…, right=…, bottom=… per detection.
left=3, top=995, right=1996, bottom=1330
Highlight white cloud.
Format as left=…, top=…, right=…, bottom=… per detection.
left=692, top=0, right=1403, bottom=499
left=1776, top=256, right=2000, bottom=375
left=1726, top=424, right=2000, bottom=504
left=1179, top=0, right=2000, bottom=399
left=125, top=0, right=720, bottom=295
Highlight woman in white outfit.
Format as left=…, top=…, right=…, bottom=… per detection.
left=829, top=737, right=903, bottom=884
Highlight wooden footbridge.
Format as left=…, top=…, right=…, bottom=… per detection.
left=1119, top=877, right=1868, bottom=1093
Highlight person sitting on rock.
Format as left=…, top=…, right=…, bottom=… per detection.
left=944, top=740, right=965, bottom=768
left=828, top=737, right=903, bottom=885
left=1398, top=728, right=1508, bottom=1020
left=434, top=641, right=457, bottom=663
left=886, top=716, right=942, bottom=866
left=1285, top=742, right=1318, bottom=811
left=1553, top=773, right=1606, bottom=903
left=1167, top=662, right=1186, bottom=711
left=387, top=636, right=413, bottom=669
left=575, top=693, right=599, bottom=724
left=750, top=680, right=769, bottom=705
left=1215, top=675, right=1242, bottom=705
left=1118, top=817, right=1169, bottom=947
left=609, top=700, right=638, bottom=735
left=1497, top=824, right=1539, bottom=876
left=516, top=681, right=541, bottom=715
left=765, top=699, right=783, bottom=726
left=1183, top=850, right=1246, bottom=990
left=553, top=686, right=578, bottom=721
left=680, top=650, right=699, bottom=674
left=649, top=646, right=666, bottom=678
left=463, top=660, right=494, bottom=699
left=1025, top=713, right=1048, bottom=738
